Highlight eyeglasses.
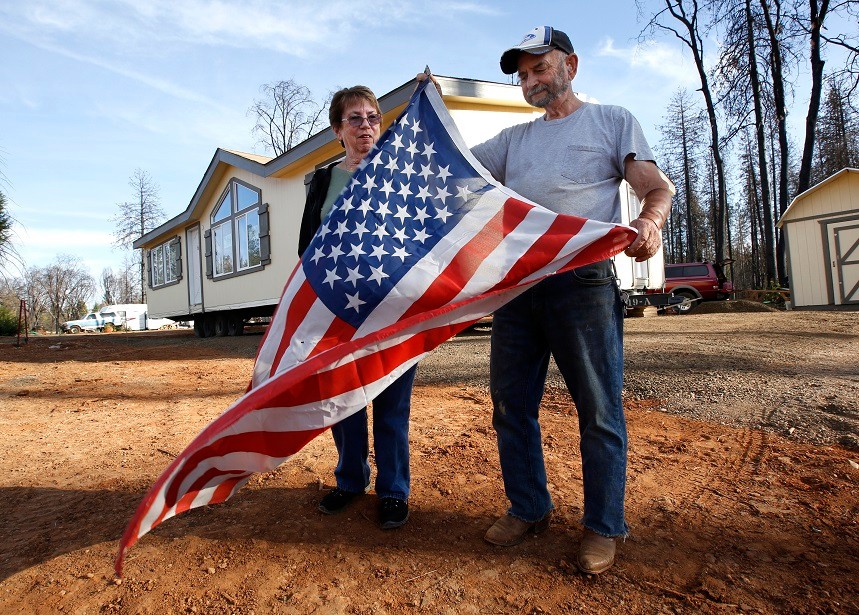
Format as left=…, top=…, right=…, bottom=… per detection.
left=341, top=113, right=383, bottom=128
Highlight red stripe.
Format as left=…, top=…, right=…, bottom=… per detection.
left=491, top=205, right=588, bottom=291
left=268, top=278, right=319, bottom=377
left=253, top=263, right=302, bottom=365
left=162, top=428, right=326, bottom=511
left=399, top=196, right=533, bottom=321
left=305, top=316, right=358, bottom=360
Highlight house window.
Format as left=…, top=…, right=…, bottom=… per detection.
left=205, top=179, right=270, bottom=280
left=149, top=237, right=181, bottom=288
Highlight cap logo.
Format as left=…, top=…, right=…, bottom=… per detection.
left=520, top=33, right=537, bottom=44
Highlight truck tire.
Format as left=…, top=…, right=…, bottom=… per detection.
left=69, top=325, right=81, bottom=334
left=214, top=314, right=229, bottom=337
left=227, top=314, right=244, bottom=336
left=672, top=290, right=699, bottom=315
left=194, top=315, right=215, bottom=338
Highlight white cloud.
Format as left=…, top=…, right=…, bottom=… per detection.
left=597, top=37, right=699, bottom=88
left=1, top=0, right=500, bottom=57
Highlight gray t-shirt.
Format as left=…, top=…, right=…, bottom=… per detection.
left=471, top=102, right=655, bottom=224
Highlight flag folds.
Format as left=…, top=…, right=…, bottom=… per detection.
left=115, top=80, right=636, bottom=574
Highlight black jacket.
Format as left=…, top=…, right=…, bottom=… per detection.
left=297, top=162, right=338, bottom=258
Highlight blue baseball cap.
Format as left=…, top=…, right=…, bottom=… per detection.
left=500, top=26, right=575, bottom=74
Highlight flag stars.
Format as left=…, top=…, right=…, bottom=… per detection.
left=392, top=245, right=410, bottom=262
left=341, top=196, right=354, bottom=213
left=357, top=199, right=373, bottom=217
left=369, top=243, right=389, bottom=260
left=421, top=142, right=436, bottom=159
left=397, top=182, right=413, bottom=200
left=379, top=179, right=396, bottom=199
left=385, top=157, right=399, bottom=175
left=352, top=220, right=370, bottom=239
left=435, top=205, right=452, bottom=223
left=394, top=205, right=410, bottom=223
left=368, top=264, right=389, bottom=285
left=323, top=268, right=341, bottom=289
left=327, top=243, right=345, bottom=262
left=435, top=185, right=451, bottom=204
left=398, top=115, right=410, bottom=128
left=345, top=291, right=366, bottom=312
left=393, top=226, right=409, bottom=242
left=391, top=133, right=404, bottom=153
left=310, top=247, right=325, bottom=264
left=369, top=151, right=385, bottom=170
left=437, top=165, right=452, bottom=183
left=334, top=221, right=349, bottom=238
left=414, top=206, right=431, bottom=225
left=410, top=119, right=423, bottom=136
left=362, top=174, right=377, bottom=191
left=402, top=162, right=416, bottom=180
left=455, top=184, right=471, bottom=201
left=405, top=140, right=419, bottom=158
left=344, top=265, right=364, bottom=286
left=419, top=163, right=433, bottom=180
left=347, top=242, right=366, bottom=260
left=413, top=227, right=430, bottom=243
left=376, top=200, right=392, bottom=218
left=416, top=184, right=432, bottom=203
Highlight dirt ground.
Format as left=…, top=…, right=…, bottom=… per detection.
left=0, top=309, right=857, bottom=614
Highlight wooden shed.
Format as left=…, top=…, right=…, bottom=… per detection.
left=777, top=168, right=859, bottom=309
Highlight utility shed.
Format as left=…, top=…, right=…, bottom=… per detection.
left=777, top=168, right=859, bottom=309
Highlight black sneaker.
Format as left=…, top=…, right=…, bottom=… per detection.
left=379, top=497, right=409, bottom=529
left=319, top=488, right=362, bottom=515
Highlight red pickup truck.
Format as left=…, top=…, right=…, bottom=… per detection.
left=662, top=261, right=733, bottom=314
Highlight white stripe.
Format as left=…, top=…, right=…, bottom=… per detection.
left=252, top=264, right=308, bottom=384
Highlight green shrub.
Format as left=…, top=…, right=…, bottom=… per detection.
left=0, top=306, right=20, bottom=336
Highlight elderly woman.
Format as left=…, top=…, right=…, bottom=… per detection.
left=297, top=86, right=416, bottom=529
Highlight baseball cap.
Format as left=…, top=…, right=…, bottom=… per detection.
left=499, top=26, right=575, bottom=74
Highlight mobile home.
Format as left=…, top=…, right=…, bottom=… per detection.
left=134, top=76, right=667, bottom=336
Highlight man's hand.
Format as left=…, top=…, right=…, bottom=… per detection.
left=625, top=217, right=662, bottom=262
left=415, top=72, right=443, bottom=95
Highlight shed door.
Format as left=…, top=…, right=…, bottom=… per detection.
left=831, top=223, right=859, bottom=305
left=187, top=226, right=203, bottom=307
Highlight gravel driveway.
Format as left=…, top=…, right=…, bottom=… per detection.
left=418, top=309, right=859, bottom=449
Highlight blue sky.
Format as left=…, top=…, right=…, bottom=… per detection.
left=0, top=0, right=827, bottom=292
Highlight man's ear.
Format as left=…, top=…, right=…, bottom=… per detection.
left=566, top=53, right=579, bottom=80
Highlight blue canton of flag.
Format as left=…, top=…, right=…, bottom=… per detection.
left=302, top=82, right=487, bottom=329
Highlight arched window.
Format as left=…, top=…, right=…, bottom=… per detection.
left=205, top=179, right=270, bottom=280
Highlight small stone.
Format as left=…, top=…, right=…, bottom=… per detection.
left=113, top=578, right=122, bottom=586
left=206, top=567, right=216, bottom=575
left=848, top=460, right=858, bottom=470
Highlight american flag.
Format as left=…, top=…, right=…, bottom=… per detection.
left=115, top=80, right=636, bottom=574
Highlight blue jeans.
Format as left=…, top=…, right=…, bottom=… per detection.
left=330, top=364, right=418, bottom=500
left=489, top=260, right=628, bottom=537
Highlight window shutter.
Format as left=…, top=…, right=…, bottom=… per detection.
left=204, top=229, right=213, bottom=279
left=259, top=203, right=271, bottom=265
left=146, top=250, right=153, bottom=288
left=172, top=237, right=183, bottom=281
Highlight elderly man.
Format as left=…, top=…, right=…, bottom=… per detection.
left=465, top=26, right=673, bottom=574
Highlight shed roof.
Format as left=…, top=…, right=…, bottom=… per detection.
left=777, top=167, right=859, bottom=228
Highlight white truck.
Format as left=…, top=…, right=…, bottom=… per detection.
left=99, top=304, right=176, bottom=331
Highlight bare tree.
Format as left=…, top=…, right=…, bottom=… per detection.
left=36, top=255, right=96, bottom=333
left=641, top=0, right=731, bottom=264
left=657, top=89, right=709, bottom=261
left=112, top=169, right=164, bottom=303
left=249, top=79, right=329, bottom=156
left=813, top=80, right=859, bottom=179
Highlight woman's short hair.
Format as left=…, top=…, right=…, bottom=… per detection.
left=329, top=85, right=381, bottom=129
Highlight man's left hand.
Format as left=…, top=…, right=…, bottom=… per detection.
left=625, top=217, right=662, bottom=262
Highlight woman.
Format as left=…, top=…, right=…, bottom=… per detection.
left=298, top=85, right=417, bottom=529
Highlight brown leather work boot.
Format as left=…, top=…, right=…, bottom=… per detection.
left=484, top=512, right=552, bottom=546
left=576, top=529, right=616, bottom=574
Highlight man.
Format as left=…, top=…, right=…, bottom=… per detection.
left=470, top=26, right=673, bottom=574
